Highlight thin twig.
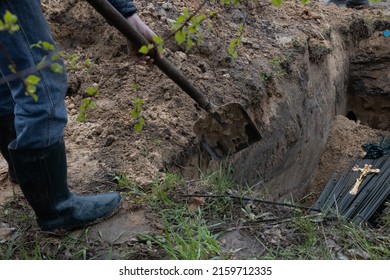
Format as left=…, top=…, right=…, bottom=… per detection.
left=177, top=193, right=322, bottom=212
left=0, top=53, right=58, bottom=85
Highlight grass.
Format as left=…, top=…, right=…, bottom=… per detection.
left=140, top=210, right=221, bottom=260
left=261, top=212, right=390, bottom=260
left=1, top=163, right=389, bottom=260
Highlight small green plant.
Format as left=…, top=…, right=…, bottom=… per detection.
left=227, top=24, right=244, bottom=58
left=271, top=0, right=285, bottom=6
left=269, top=56, right=287, bottom=79
left=202, top=162, right=234, bottom=194
left=220, top=0, right=240, bottom=4
left=76, top=87, right=99, bottom=122
left=114, top=172, right=131, bottom=189
left=292, top=39, right=307, bottom=48
left=260, top=71, right=272, bottom=82
left=148, top=173, right=182, bottom=208
left=130, top=97, right=145, bottom=132
left=66, top=53, right=80, bottom=71
left=259, top=57, right=288, bottom=82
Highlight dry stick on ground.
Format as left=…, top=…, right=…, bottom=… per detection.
left=176, top=193, right=322, bottom=212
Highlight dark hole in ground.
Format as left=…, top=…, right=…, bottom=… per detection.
left=346, top=111, right=357, bottom=122
left=346, top=36, right=390, bottom=130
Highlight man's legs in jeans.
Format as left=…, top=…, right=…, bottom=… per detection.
left=0, top=0, right=121, bottom=231
left=0, top=0, right=66, bottom=181
left=0, top=0, right=68, bottom=149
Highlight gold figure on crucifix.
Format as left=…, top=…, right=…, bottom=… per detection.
left=349, top=164, right=381, bottom=195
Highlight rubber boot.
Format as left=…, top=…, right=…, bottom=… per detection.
left=0, top=114, right=17, bottom=183
left=346, top=0, right=369, bottom=8
left=327, top=0, right=369, bottom=7
left=8, top=139, right=121, bottom=232
left=327, top=0, right=347, bottom=5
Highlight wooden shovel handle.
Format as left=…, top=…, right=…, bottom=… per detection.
left=86, top=0, right=215, bottom=112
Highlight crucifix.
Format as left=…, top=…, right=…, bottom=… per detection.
left=349, top=164, right=381, bottom=195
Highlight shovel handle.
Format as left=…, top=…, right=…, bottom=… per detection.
left=86, top=0, right=215, bottom=112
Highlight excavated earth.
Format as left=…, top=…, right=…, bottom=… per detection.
left=0, top=0, right=389, bottom=258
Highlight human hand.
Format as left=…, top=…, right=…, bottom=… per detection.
left=126, top=14, right=163, bottom=63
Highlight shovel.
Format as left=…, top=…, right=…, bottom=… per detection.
left=86, top=0, right=261, bottom=159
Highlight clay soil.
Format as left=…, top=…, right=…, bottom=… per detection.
left=1, top=0, right=389, bottom=259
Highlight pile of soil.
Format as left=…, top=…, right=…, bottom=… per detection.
left=305, top=115, right=386, bottom=205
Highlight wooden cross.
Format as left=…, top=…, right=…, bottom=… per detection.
left=349, top=164, right=380, bottom=195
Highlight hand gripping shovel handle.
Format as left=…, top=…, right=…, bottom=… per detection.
left=86, top=0, right=215, bottom=112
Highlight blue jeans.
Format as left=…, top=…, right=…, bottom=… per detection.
left=0, top=0, right=67, bottom=149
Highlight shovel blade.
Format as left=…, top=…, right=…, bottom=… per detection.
left=193, top=103, right=261, bottom=159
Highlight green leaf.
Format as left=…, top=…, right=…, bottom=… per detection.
left=131, top=110, right=139, bottom=119
left=153, top=36, right=163, bottom=44
left=4, top=10, right=17, bottom=24
left=188, top=25, right=197, bottom=34
left=176, top=15, right=186, bottom=24
left=131, top=83, right=140, bottom=91
left=42, top=41, right=55, bottom=51
left=25, top=84, right=36, bottom=94
left=133, top=98, right=144, bottom=106
left=187, top=38, right=193, bottom=49
left=25, top=75, right=41, bottom=85
left=183, top=8, right=189, bottom=18
left=1, top=10, right=19, bottom=33
left=271, top=0, right=284, bottom=6
left=138, top=45, right=149, bottom=54
left=50, top=62, right=64, bottom=73
left=175, top=29, right=186, bottom=45
left=76, top=112, right=86, bottom=122
left=84, top=58, right=92, bottom=67
left=138, top=44, right=153, bottom=55
left=85, top=87, right=99, bottom=96
left=134, top=118, right=145, bottom=132
left=8, top=64, right=16, bottom=73
left=51, top=51, right=63, bottom=61
left=88, top=100, right=96, bottom=110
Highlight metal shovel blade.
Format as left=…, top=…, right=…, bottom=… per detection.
left=193, top=103, right=261, bottom=160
